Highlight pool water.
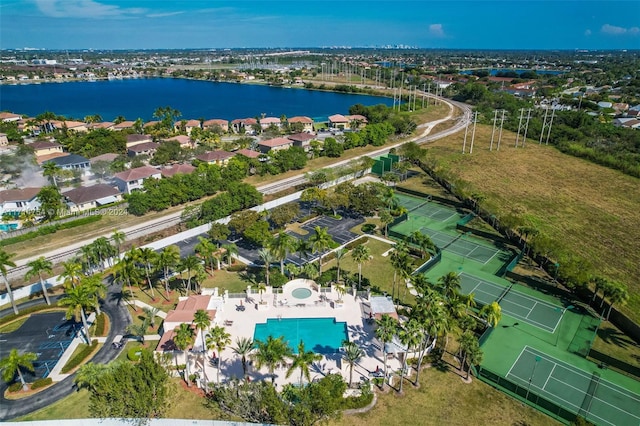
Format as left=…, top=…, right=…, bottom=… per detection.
left=0, top=223, right=18, bottom=232
left=292, top=288, right=312, bottom=299
left=253, top=317, right=348, bottom=354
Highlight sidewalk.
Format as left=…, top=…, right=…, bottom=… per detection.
left=47, top=313, right=96, bottom=382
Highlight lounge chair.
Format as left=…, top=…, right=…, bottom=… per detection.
left=224, top=320, right=233, bottom=326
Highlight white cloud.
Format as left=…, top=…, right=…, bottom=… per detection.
left=147, top=11, right=184, bottom=18
left=601, top=24, right=640, bottom=36
left=429, top=23, right=445, bottom=38
left=34, top=0, right=145, bottom=18
left=584, top=29, right=592, bottom=36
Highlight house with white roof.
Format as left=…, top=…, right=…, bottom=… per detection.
left=0, top=187, right=42, bottom=218
left=113, top=166, right=161, bottom=194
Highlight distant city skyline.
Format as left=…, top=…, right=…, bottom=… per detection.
left=1, top=0, right=639, bottom=50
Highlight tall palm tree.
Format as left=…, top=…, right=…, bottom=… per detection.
left=0, top=349, right=37, bottom=390
left=285, top=263, right=300, bottom=279
left=607, top=283, right=629, bottom=320
left=180, top=255, right=203, bottom=295
left=59, top=283, right=96, bottom=343
left=334, top=248, right=347, bottom=285
left=253, top=335, right=293, bottom=383
left=295, top=238, right=312, bottom=262
left=479, top=302, right=502, bottom=327
left=457, top=331, right=477, bottom=377
left=157, top=245, right=180, bottom=295
left=82, top=274, right=106, bottom=316
left=342, top=340, right=364, bottom=388
left=269, top=233, right=296, bottom=275
left=591, top=276, right=608, bottom=303
left=351, top=244, right=371, bottom=289
left=437, top=272, right=461, bottom=301
left=25, top=256, right=53, bottom=305
left=221, top=243, right=238, bottom=267
left=92, top=237, right=114, bottom=270
left=42, top=162, right=61, bottom=187
left=398, top=319, right=423, bottom=393
left=258, top=248, right=275, bottom=288
left=111, top=230, right=126, bottom=259
left=0, top=249, right=17, bottom=315
left=194, top=237, right=217, bottom=275
left=131, top=247, right=158, bottom=298
left=74, top=362, right=110, bottom=392
left=206, top=325, right=231, bottom=384
left=379, top=210, right=393, bottom=237
left=232, top=337, right=254, bottom=378
left=465, top=342, right=483, bottom=380
left=375, top=314, right=397, bottom=390
left=113, top=255, right=141, bottom=300
left=286, top=341, right=322, bottom=387
left=174, top=323, right=195, bottom=387
left=59, top=259, right=83, bottom=289
left=309, top=226, right=335, bottom=276
left=390, top=245, right=410, bottom=302
left=256, top=282, right=267, bottom=303
left=193, top=309, right=212, bottom=388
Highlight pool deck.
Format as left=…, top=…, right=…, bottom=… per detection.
left=178, top=281, right=402, bottom=389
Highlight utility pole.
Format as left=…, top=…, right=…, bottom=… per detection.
left=539, top=108, right=549, bottom=144
left=541, top=106, right=556, bottom=145
left=497, top=110, right=506, bottom=151
left=490, top=109, right=498, bottom=151
left=515, top=108, right=525, bottom=147
left=427, top=82, right=431, bottom=106
left=462, top=115, right=470, bottom=154
left=470, top=111, right=478, bottom=154
left=522, top=108, right=532, bottom=147
left=422, top=83, right=426, bottom=109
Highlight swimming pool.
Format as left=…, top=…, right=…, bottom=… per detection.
left=0, top=223, right=18, bottom=232
left=253, top=317, right=348, bottom=354
left=292, top=288, right=312, bottom=299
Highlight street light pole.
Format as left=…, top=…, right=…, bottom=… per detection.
left=525, top=356, right=541, bottom=402
left=555, top=305, right=574, bottom=347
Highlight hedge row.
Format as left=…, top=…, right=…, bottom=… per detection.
left=227, top=264, right=247, bottom=272
left=8, top=382, right=22, bottom=392
left=93, top=313, right=106, bottom=337
left=323, top=237, right=369, bottom=263
left=31, top=377, right=53, bottom=390
left=61, top=339, right=98, bottom=373
left=0, top=303, right=60, bottom=326
left=0, top=215, right=102, bottom=247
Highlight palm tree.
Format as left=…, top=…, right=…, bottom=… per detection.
left=606, top=283, right=629, bottom=320
left=253, top=335, right=293, bottom=383
left=285, top=263, right=300, bottom=279
left=286, top=341, right=322, bottom=387
left=295, top=238, right=312, bottom=262
left=59, top=283, right=96, bottom=343
left=269, top=233, right=296, bottom=275
left=0, top=249, right=17, bottom=315
left=232, top=337, right=254, bottom=378
left=398, top=319, right=423, bottom=393
left=174, top=323, right=195, bottom=387
left=390, top=245, right=410, bottom=302
left=195, top=237, right=217, bottom=275
left=74, top=362, right=110, bottom=392
left=79, top=245, right=98, bottom=275
left=375, top=314, right=397, bottom=390
left=438, top=272, right=461, bottom=301
left=180, top=255, right=203, bottom=295
left=157, top=245, right=180, bottom=295
left=193, top=309, right=212, bottom=387
left=302, top=262, right=318, bottom=280
left=131, top=247, right=158, bottom=298
left=258, top=248, right=275, bottom=288
left=42, top=162, right=61, bottom=187
left=351, top=244, right=371, bottom=289
left=206, top=325, right=231, bottom=384
left=92, top=237, right=114, bottom=270
left=82, top=274, right=106, bottom=316
left=256, top=282, right=267, bottom=303
left=309, top=226, right=335, bottom=276
left=465, top=342, right=483, bottom=380
left=25, top=256, right=53, bottom=305
left=458, top=331, right=477, bottom=378
left=479, top=302, right=502, bottom=327
left=113, top=255, right=141, bottom=300
left=221, top=243, right=238, bottom=267
left=591, top=276, right=608, bottom=303
left=111, top=230, right=126, bottom=259
left=342, top=340, right=364, bottom=388
left=379, top=210, right=393, bottom=237
left=333, top=248, right=347, bottom=284
left=0, top=349, right=37, bottom=390
left=143, top=306, right=160, bottom=329
left=59, top=259, right=83, bottom=289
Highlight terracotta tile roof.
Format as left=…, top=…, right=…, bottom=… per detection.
left=0, top=187, right=41, bottom=203
left=158, top=330, right=179, bottom=351
left=63, top=184, right=120, bottom=204
left=164, top=135, right=192, bottom=145
left=287, top=133, right=315, bottom=143
left=161, top=164, right=196, bottom=177
left=90, top=122, right=114, bottom=130
left=0, top=112, right=21, bottom=121
left=236, top=149, right=261, bottom=158
left=127, top=141, right=159, bottom=152
left=260, top=117, right=281, bottom=124
left=126, top=134, right=153, bottom=143
left=231, top=118, right=258, bottom=125
left=288, top=116, right=313, bottom=124
left=196, top=151, right=235, bottom=162
left=164, top=295, right=216, bottom=324
left=29, top=141, right=62, bottom=150
left=90, top=153, right=119, bottom=163
left=143, top=120, right=161, bottom=128
left=346, top=114, right=368, bottom=123
left=114, top=165, right=161, bottom=182
left=258, top=137, right=293, bottom=148
left=203, top=119, right=229, bottom=127
left=184, top=119, right=201, bottom=128
left=36, top=152, right=69, bottom=164
left=328, top=114, right=348, bottom=123
left=113, top=121, right=135, bottom=129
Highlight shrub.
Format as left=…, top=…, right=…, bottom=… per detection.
left=0, top=302, right=59, bottom=327
left=342, top=385, right=374, bottom=409
left=61, top=339, right=99, bottom=373
left=345, top=236, right=368, bottom=250
left=93, top=313, right=106, bottom=337
left=227, top=264, right=247, bottom=272
left=297, top=212, right=319, bottom=223
left=8, top=382, right=22, bottom=392
left=361, top=223, right=376, bottom=234
left=128, top=346, right=143, bottom=361
left=0, top=215, right=102, bottom=247
left=31, top=377, right=53, bottom=390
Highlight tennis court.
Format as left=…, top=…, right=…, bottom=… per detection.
left=416, top=227, right=458, bottom=247
left=396, top=193, right=458, bottom=222
left=458, top=273, right=563, bottom=332
left=395, top=193, right=425, bottom=210
left=507, top=346, right=640, bottom=426
left=444, top=236, right=502, bottom=264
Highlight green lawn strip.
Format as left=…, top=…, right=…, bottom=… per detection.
left=591, top=323, right=640, bottom=369
left=0, top=316, right=29, bottom=333
left=61, top=340, right=101, bottom=374
left=15, top=389, right=91, bottom=421
left=201, top=269, right=251, bottom=294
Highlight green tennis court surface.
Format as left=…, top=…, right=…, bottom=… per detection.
left=507, top=346, right=640, bottom=426
left=395, top=193, right=425, bottom=210
left=409, top=204, right=457, bottom=222
left=459, top=273, right=563, bottom=332
left=417, top=228, right=458, bottom=247
left=444, top=236, right=502, bottom=264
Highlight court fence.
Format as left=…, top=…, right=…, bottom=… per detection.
left=457, top=212, right=475, bottom=226
left=588, top=348, right=640, bottom=379
left=476, top=367, right=578, bottom=425
left=395, top=186, right=464, bottom=209
left=413, top=247, right=442, bottom=275
left=498, top=250, right=525, bottom=278
left=567, top=314, right=601, bottom=358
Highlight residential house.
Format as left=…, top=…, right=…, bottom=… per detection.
left=345, top=114, right=368, bottom=130
left=328, top=114, right=349, bottom=129
left=89, top=122, right=115, bottom=131
left=260, top=117, right=281, bottom=130
left=0, top=133, right=8, bottom=146
left=230, top=118, right=258, bottom=133
left=127, top=141, right=159, bottom=157
left=126, top=134, right=153, bottom=148
left=28, top=141, right=64, bottom=157
left=369, top=295, right=398, bottom=321
left=0, top=187, right=42, bottom=218
left=52, top=120, right=88, bottom=133
left=203, top=119, right=229, bottom=133
left=160, top=164, right=196, bottom=177
left=158, top=295, right=218, bottom=352
left=288, top=116, right=314, bottom=133
left=44, top=154, right=91, bottom=172
left=196, top=150, right=235, bottom=166
left=235, top=148, right=261, bottom=159
left=90, top=153, right=119, bottom=164
left=143, top=121, right=161, bottom=130
left=175, top=119, right=201, bottom=136
left=113, top=121, right=136, bottom=131
left=257, top=137, right=294, bottom=153
left=619, top=119, right=640, bottom=130
left=62, top=184, right=122, bottom=213
left=0, top=112, right=22, bottom=123
left=287, top=133, right=315, bottom=151
left=113, top=166, right=161, bottom=194
left=163, top=135, right=193, bottom=148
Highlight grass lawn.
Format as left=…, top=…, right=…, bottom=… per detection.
left=333, top=365, right=559, bottom=426
left=201, top=268, right=251, bottom=294
left=0, top=316, right=29, bottom=333
left=165, top=378, right=224, bottom=420
left=592, top=322, right=640, bottom=369
left=16, top=389, right=91, bottom=421
left=425, top=124, right=640, bottom=323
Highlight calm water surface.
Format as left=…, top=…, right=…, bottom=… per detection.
left=0, top=78, right=393, bottom=122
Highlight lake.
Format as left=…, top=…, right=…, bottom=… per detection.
left=0, top=78, right=393, bottom=122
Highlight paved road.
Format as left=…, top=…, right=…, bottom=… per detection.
left=0, top=277, right=131, bottom=421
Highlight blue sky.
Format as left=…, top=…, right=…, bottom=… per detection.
left=1, top=1, right=639, bottom=50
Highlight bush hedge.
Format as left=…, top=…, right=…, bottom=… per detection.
left=342, top=387, right=374, bottom=409
left=61, top=339, right=98, bottom=373
left=128, top=346, right=143, bottom=361
left=0, top=215, right=102, bottom=247
left=227, top=264, right=247, bottom=272
left=31, top=377, right=53, bottom=390
left=0, top=303, right=59, bottom=326
left=8, top=382, right=22, bottom=392
left=93, top=313, right=106, bottom=337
